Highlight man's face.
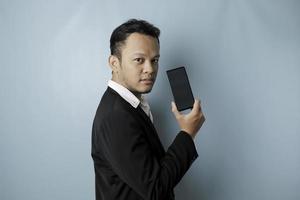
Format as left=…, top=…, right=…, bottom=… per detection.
left=110, top=33, right=160, bottom=97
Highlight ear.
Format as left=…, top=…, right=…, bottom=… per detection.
left=108, top=55, right=120, bottom=73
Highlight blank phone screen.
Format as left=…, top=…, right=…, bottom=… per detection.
left=167, top=67, right=194, bottom=111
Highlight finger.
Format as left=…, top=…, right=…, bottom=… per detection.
left=171, top=101, right=181, bottom=118
left=197, top=99, right=203, bottom=112
left=191, top=99, right=201, bottom=114
left=198, top=99, right=203, bottom=112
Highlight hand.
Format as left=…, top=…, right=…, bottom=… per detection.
left=171, top=99, right=205, bottom=139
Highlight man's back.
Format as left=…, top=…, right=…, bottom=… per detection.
left=92, top=87, right=177, bottom=199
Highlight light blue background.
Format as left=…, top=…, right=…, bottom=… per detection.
left=1, top=0, right=299, bottom=200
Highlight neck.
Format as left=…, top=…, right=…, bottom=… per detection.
left=111, top=77, right=142, bottom=100
left=134, top=93, right=142, bottom=100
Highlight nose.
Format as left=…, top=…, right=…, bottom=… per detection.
left=143, top=60, right=155, bottom=74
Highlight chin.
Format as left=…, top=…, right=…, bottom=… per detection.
left=140, top=87, right=153, bottom=94
left=142, top=90, right=152, bottom=94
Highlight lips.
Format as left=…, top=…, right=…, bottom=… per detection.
left=140, top=78, right=154, bottom=84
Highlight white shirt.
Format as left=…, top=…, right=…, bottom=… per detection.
left=108, top=80, right=153, bottom=123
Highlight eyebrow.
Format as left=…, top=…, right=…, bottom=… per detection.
left=132, top=53, right=160, bottom=58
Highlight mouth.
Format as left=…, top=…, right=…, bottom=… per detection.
left=140, top=78, right=154, bottom=85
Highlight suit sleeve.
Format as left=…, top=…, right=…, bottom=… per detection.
left=97, top=110, right=198, bottom=200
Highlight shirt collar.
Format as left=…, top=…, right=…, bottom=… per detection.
left=108, top=80, right=140, bottom=108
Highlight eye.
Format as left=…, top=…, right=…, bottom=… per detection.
left=134, top=58, right=144, bottom=63
left=152, top=58, right=159, bottom=63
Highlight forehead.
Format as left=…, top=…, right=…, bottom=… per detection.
left=121, top=33, right=160, bottom=56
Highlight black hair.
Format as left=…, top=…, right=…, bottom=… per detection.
left=110, top=19, right=160, bottom=59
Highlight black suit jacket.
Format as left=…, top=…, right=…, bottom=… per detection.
left=91, top=87, right=198, bottom=200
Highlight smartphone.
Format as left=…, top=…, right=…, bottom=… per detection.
left=166, top=66, right=195, bottom=111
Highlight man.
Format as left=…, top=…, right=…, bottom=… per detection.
left=91, top=19, right=205, bottom=200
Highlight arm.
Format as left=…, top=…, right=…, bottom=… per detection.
left=97, top=110, right=198, bottom=200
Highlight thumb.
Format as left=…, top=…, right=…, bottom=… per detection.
left=171, top=101, right=181, bottom=118
left=191, top=99, right=200, bottom=114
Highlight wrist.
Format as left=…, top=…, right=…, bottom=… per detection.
left=181, top=130, right=195, bottom=140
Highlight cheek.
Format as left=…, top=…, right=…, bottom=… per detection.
left=123, top=70, right=141, bottom=82
left=133, top=71, right=142, bottom=81
left=121, top=62, right=143, bottom=81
